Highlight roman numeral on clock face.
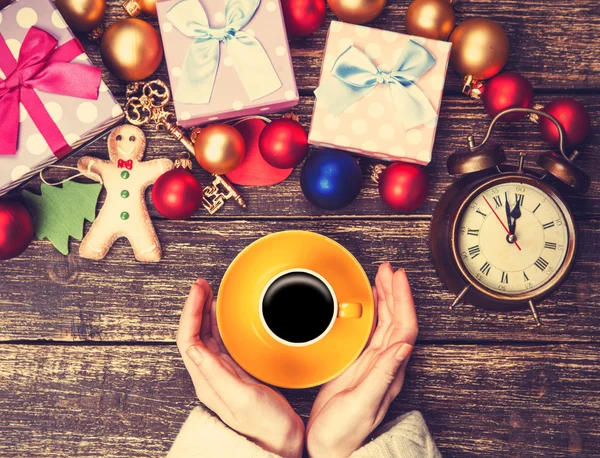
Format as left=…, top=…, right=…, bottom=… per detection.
left=493, top=196, right=502, bottom=208
left=501, top=272, right=509, bottom=284
left=523, top=271, right=529, bottom=281
left=543, top=221, right=555, bottom=230
left=467, top=228, right=479, bottom=236
left=468, top=245, right=481, bottom=259
left=480, top=262, right=491, bottom=276
left=475, top=209, right=487, bottom=217
left=534, top=257, right=549, bottom=271
left=515, top=194, right=525, bottom=206
left=545, top=241, right=557, bottom=250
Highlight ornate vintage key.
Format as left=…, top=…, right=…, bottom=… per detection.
left=124, top=79, right=247, bottom=214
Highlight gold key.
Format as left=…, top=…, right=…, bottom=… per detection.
left=124, top=79, right=247, bottom=213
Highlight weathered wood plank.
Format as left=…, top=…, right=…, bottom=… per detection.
left=23, top=94, right=600, bottom=219
left=0, top=219, right=598, bottom=342
left=95, top=0, right=600, bottom=93
left=0, top=344, right=598, bottom=457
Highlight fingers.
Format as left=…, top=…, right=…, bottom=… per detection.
left=177, top=279, right=213, bottom=354
left=391, top=268, right=418, bottom=344
left=186, top=344, right=250, bottom=400
left=354, top=342, right=413, bottom=410
left=200, top=296, right=213, bottom=341
left=375, top=263, right=394, bottom=324
left=209, top=296, right=224, bottom=348
left=369, top=286, right=378, bottom=339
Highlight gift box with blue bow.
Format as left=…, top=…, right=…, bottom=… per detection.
left=308, top=21, right=451, bottom=166
left=156, top=0, right=298, bottom=127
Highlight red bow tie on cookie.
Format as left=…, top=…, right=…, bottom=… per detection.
left=118, top=159, right=133, bottom=170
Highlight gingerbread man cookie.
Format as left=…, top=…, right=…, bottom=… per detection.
left=77, top=125, right=173, bottom=262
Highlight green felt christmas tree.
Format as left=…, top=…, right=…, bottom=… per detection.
left=23, top=181, right=102, bottom=255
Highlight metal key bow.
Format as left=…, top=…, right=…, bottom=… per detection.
left=124, top=79, right=247, bottom=214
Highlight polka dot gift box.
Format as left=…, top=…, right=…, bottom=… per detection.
left=0, top=0, right=123, bottom=196
left=156, top=0, right=298, bottom=128
left=309, top=21, right=451, bottom=166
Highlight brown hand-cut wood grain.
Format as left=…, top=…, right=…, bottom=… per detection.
left=0, top=344, right=598, bottom=458
left=0, top=219, right=598, bottom=342
left=2, top=0, right=600, bottom=456
left=24, top=94, right=600, bottom=219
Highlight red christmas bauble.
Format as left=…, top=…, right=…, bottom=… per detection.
left=226, top=118, right=294, bottom=186
left=152, top=168, right=203, bottom=220
left=480, top=72, right=534, bottom=122
left=281, top=0, right=326, bottom=36
left=259, top=118, right=309, bottom=169
left=538, top=98, right=591, bottom=149
left=0, top=200, right=34, bottom=260
left=378, top=163, right=429, bottom=213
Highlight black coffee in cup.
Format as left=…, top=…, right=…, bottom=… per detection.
left=261, top=271, right=335, bottom=344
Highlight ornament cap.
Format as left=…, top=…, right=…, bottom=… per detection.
left=447, top=143, right=506, bottom=175
left=462, top=75, right=482, bottom=97
left=174, top=152, right=194, bottom=171
left=537, top=152, right=590, bottom=193
left=528, top=103, right=546, bottom=123
left=282, top=113, right=300, bottom=123
left=122, top=0, right=142, bottom=17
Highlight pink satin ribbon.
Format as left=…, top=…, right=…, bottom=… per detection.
left=0, top=27, right=102, bottom=157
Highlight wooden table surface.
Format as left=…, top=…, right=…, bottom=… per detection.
left=2, top=1, right=600, bottom=456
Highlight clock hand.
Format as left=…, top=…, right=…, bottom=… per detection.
left=510, top=199, right=522, bottom=235
left=482, top=195, right=522, bottom=251
left=504, top=192, right=513, bottom=234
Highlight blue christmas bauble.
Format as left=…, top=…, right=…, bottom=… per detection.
left=300, top=149, right=362, bottom=210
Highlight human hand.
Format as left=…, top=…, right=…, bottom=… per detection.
left=177, top=279, right=305, bottom=458
left=306, top=263, right=419, bottom=458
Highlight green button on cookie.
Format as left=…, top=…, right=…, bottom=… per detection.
left=121, top=190, right=130, bottom=198
left=121, top=171, right=130, bottom=179
left=120, top=211, right=129, bottom=220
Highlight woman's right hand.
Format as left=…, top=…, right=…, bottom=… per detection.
left=177, top=279, right=305, bottom=458
left=306, top=263, right=419, bottom=458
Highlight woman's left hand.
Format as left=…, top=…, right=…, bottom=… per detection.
left=177, top=278, right=305, bottom=458
left=306, top=263, right=419, bottom=458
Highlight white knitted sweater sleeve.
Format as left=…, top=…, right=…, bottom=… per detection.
left=167, top=407, right=440, bottom=458
left=349, top=411, right=442, bottom=458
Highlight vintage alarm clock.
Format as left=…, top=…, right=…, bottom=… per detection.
left=430, top=107, right=590, bottom=325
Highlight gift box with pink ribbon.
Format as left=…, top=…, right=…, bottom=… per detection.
left=0, top=0, right=123, bottom=196
left=308, top=21, right=451, bottom=166
left=156, top=0, right=298, bottom=127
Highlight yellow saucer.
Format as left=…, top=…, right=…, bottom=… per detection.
left=217, top=231, right=374, bottom=389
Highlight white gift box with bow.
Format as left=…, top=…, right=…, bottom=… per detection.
left=309, top=21, right=451, bottom=166
left=156, top=0, right=299, bottom=127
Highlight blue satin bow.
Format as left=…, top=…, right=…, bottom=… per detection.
left=314, top=39, right=438, bottom=129
left=166, top=0, right=281, bottom=105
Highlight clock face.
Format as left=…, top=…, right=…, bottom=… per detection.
left=456, top=181, right=570, bottom=296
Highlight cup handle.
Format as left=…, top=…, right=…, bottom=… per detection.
left=338, top=302, right=362, bottom=318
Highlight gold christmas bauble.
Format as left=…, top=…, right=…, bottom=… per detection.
left=194, top=124, right=246, bottom=175
left=100, top=18, right=163, bottom=82
left=136, top=0, right=157, bottom=15
left=54, top=0, right=106, bottom=32
left=449, top=18, right=509, bottom=80
left=328, top=0, right=386, bottom=25
left=405, top=0, right=455, bottom=41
